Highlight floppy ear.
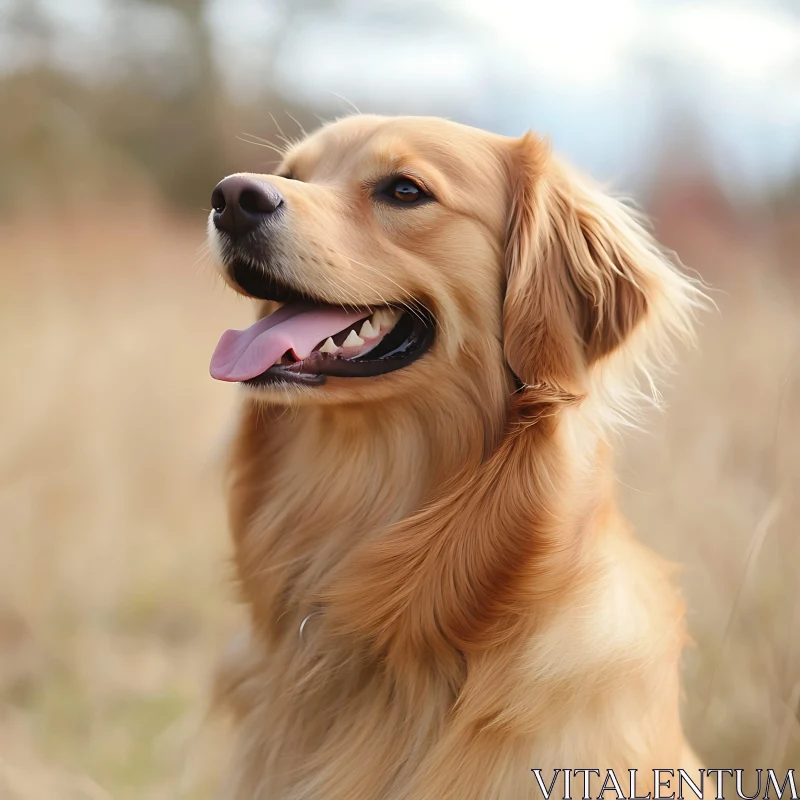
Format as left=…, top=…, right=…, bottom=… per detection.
left=503, top=133, right=698, bottom=397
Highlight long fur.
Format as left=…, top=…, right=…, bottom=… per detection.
left=208, top=115, right=705, bottom=799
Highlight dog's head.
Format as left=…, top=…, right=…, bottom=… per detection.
left=208, top=115, right=700, bottom=414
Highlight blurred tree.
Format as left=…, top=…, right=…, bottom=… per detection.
left=0, top=0, right=326, bottom=211
left=4, top=0, right=53, bottom=63
left=103, top=0, right=227, bottom=208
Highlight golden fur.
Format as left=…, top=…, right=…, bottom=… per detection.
left=207, top=115, right=706, bottom=799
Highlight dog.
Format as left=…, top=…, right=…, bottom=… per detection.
left=206, top=114, right=705, bottom=799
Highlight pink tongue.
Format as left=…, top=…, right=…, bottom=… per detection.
left=210, top=303, right=370, bottom=382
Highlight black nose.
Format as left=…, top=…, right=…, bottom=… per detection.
left=211, top=175, right=284, bottom=237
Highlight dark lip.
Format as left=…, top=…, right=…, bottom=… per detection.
left=229, top=260, right=317, bottom=305
left=242, top=308, right=435, bottom=388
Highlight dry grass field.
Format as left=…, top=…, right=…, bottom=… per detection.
left=0, top=206, right=247, bottom=799
left=0, top=195, right=797, bottom=797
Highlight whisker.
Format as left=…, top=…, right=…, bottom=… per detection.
left=275, top=133, right=296, bottom=149
left=319, top=273, right=362, bottom=313
left=239, top=131, right=284, bottom=150
left=268, top=112, right=288, bottom=144
left=265, top=114, right=300, bottom=150
left=332, top=271, right=399, bottom=319
left=285, top=112, right=307, bottom=138
left=340, top=257, right=432, bottom=324
left=331, top=91, right=361, bottom=115
left=237, top=133, right=285, bottom=158
left=314, top=253, right=410, bottom=322
left=191, top=240, right=214, bottom=273
left=316, top=266, right=409, bottom=331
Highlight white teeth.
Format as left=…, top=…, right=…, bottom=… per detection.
left=342, top=330, right=365, bottom=347
left=359, top=319, right=378, bottom=339
left=372, top=308, right=400, bottom=330
left=319, top=337, right=338, bottom=354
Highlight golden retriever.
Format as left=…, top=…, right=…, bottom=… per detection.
left=205, top=114, right=705, bottom=799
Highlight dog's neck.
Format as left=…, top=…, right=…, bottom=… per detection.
left=228, top=383, right=498, bottom=624
left=227, top=376, right=599, bottom=676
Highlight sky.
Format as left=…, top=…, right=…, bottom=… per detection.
left=3, top=0, right=800, bottom=195
left=257, top=0, right=800, bottom=193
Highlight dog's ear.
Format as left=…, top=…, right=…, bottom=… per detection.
left=503, top=133, right=698, bottom=395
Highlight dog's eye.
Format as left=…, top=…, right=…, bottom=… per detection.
left=391, top=179, right=422, bottom=203
left=377, top=176, right=432, bottom=206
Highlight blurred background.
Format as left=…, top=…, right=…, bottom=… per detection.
left=0, top=0, right=798, bottom=797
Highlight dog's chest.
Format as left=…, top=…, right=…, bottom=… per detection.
left=220, top=621, right=463, bottom=800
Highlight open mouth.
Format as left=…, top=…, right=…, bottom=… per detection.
left=209, top=264, right=434, bottom=387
